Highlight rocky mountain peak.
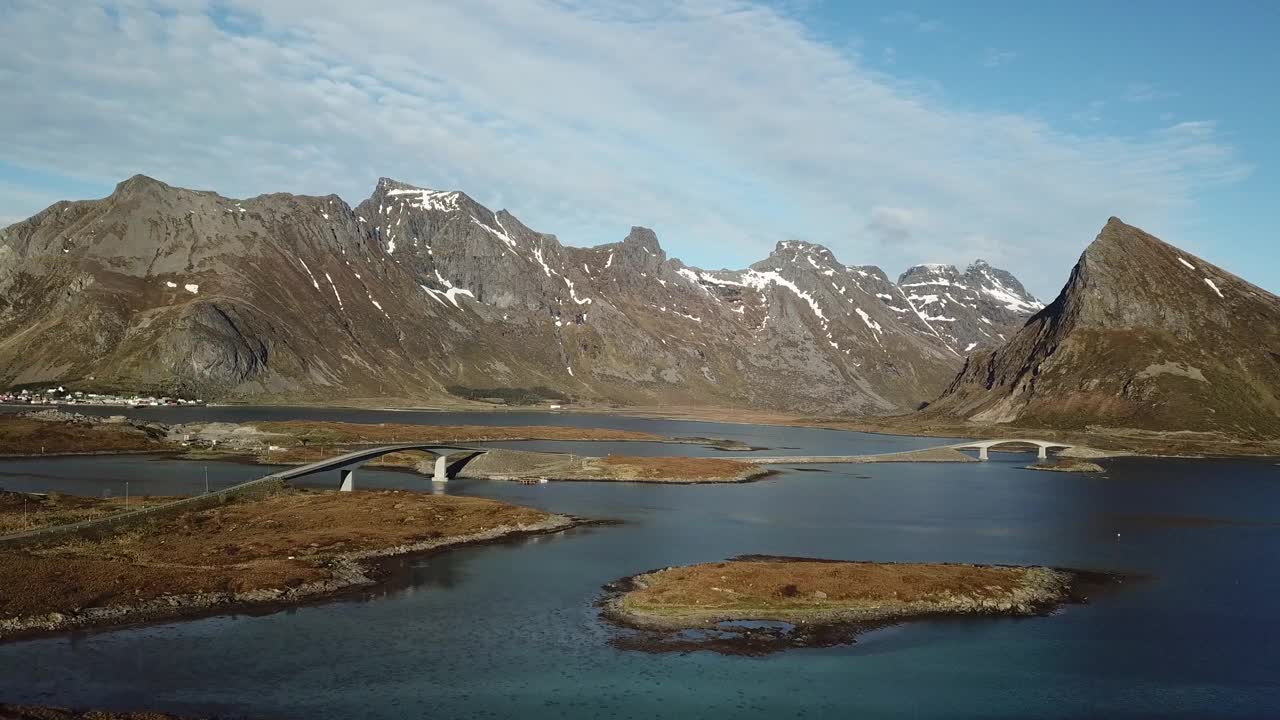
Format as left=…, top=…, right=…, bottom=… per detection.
left=110, top=174, right=179, bottom=201
left=769, top=240, right=837, bottom=268
left=376, top=176, right=415, bottom=190
left=772, top=240, right=836, bottom=260
left=1084, top=216, right=1172, bottom=261
left=622, top=226, right=661, bottom=251
left=615, top=226, right=666, bottom=270
left=898, top=263, right=960, bottom=286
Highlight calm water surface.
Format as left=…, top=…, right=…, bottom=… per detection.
left=0, top=409, right=1277, bottom=718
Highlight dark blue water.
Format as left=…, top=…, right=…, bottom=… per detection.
left=0, top=414, right=1277, bottom=718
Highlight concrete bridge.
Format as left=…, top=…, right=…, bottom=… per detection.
left=731, top=438, right=1076, bottom=465
left=275, top=444, right=488, bottom=491
left=947, top=439, right=1073, bottom=461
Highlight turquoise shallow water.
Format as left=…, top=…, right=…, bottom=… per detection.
left=0, top=410, right=1277, bottom=718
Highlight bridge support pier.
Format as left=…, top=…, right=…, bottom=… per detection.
left=433, top=454, right=450, bottom=483
left=339, top=468, right=354, bottom=492
left=1038, top=446, right=1048, bottom=460
left=978, top=447, right=989, bottom=461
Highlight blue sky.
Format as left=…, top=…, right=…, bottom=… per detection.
left=1, top=0, right=1276, bottom=296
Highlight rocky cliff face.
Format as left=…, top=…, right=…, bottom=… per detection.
left=926, top=218, right=1280, bottom=437
left=0, top=176, right=1041, bottom=413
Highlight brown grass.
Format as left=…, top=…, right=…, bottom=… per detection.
left=0, top=489, right=554, bottom=619
left=0, top=416, right=163, bottom=455
left=596, top=455, right=759, bottom=481
left=623, top=558, right=1038, bottom=616
left=0, top=491, right=174, bottom=534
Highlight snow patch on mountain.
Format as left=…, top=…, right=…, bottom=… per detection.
left=471, top=215, right=518, bottom=252
left=386, top=187, right=461, bottom=213
left=297, top=258, right=320, bottom=291
left=855, top=308, right=883, bottom=335
left=741, top=270, right=827, bottom=323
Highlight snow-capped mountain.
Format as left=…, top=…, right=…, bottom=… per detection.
left=894, top=261, right=1043, bottom=354
left=0, top=175, right=1042, bottom=414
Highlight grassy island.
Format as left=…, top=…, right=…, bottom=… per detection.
left=602, top=556, right=1105, bottom=653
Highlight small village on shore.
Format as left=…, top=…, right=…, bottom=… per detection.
left=0, top=387, right=203, bottom=409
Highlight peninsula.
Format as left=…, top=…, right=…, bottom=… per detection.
left=0, top=488, right=578, bottom=640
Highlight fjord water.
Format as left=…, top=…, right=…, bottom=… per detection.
left=1, top=411, right=1277, bottom=718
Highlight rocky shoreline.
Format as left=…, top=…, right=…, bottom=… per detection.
left=0, top=514, right=580, bottom=643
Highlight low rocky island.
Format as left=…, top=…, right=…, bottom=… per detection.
left=1026, top=458, right=1106, bottom=473
left=0, top=488, right=578, bottom=641
left=602, top=556, right=1112, bottom=654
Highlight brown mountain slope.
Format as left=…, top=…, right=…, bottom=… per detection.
left=0, top=175, right=1025, bottom=413
left=924, top=218, right=1280, bottom=438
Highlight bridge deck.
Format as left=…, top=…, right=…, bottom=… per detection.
left=276, top=443, right=487, bottom=480
left=724, top=439, right=1074, bottom=465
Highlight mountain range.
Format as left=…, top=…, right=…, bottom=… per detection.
left=7, top=176, right=1274, bottom=440
left=0, top=175, right=1046, bottom=414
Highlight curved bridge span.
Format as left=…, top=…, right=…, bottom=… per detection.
left=277, top=443, right=489, bottom=490
left=730, top=438, right=1075, bottom=465
left=947, top=439, right=1074, bottom=461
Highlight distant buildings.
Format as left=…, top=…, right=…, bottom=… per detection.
left=0, top=387, right=202, bottom=407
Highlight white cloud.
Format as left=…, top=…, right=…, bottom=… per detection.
left=0, top=0, right=1248, bottom=296
left=1071, top=99, right=1107, bottom=126
left=982, top=47, right=1018, bottom=68
left=881, top=11, right=944, bottom=33
left=1125, top=82, right=1179, bottom=103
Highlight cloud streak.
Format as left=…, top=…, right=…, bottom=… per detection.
left=982, top=47, right=1018, bottom=68
left=0, top=0, right=1248, bottom=295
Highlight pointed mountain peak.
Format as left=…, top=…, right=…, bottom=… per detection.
left=855, top=265, right=890, bottom=283
left=367, top=177, right=477, bottom=215
left=112, top=174, right=173, bottom=196
left=927, top=217, right=1280, bottom=437
left=897, top=263, right=960, bottom=286
left=1088, top=216, right=1167, bottom=253
left=622, top=226, right=662, bottom=252
left=772, top=240, right=838, bottom=265
left=375, top=176, right=431, bottom=193
left=1077, top=217, right=1200, bottom=286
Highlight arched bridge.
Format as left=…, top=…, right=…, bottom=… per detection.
left=275, top=444, right=488, bottom=491
left=948, top=439, right=1074, bottom=461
